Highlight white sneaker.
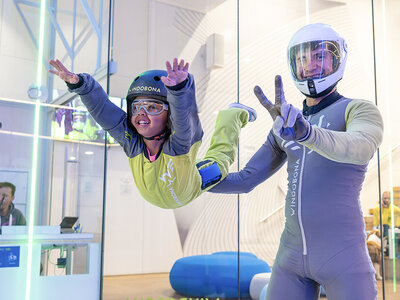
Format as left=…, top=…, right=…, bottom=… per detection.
left=228, top=103, right=257, bottom=122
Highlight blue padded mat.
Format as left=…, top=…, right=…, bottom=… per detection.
left=170, top=251, right=271, bottom=298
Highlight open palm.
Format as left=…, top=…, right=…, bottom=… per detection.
left=49, top=59, right=79, bottom=84
left=161, top=58, right=189, bottom=87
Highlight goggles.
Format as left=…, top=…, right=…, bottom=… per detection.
left=131, top=99, right=169, bottom=116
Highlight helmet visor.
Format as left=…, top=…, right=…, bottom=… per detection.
left=289, top=40, right=341, bottom=82
left=132, top=99, right=169, bottom=116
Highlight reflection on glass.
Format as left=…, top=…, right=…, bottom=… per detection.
left=40, top=243, right=89, bottom=276
left=51, top=99, right=118, bottom=144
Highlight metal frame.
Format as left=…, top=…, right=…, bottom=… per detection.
left=12, top=0, right=110, bottom=105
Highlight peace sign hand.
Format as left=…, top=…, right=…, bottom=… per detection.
left=254, top=75, right=287, bottom=121
left=49, top=59, right=80, bottom=84
left=254, top=75, right=311, bottom=142
left=161, top=58, right=189, bottom=87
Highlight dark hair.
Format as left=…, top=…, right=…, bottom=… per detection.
left=0, top=182, right=16, bottom=196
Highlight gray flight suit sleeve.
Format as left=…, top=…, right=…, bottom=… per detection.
left=68, top=73, right=141, bottom=157
left=163, top=74, right=203, bottom=155
left=299, top=99, right=383, bottom=165
left=209, top=131, right=287, bottom=194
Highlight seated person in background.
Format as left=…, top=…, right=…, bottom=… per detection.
left=373, top=190, right=400, bottom=255
left=373, top=191, right=400, bottom=229
left=0, top=182, right=26, bottom=227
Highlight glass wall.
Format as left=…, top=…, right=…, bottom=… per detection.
left=371, top=0, right=400, bottom=299
left=1, top=1, right=399, bottom=299
left=101, top=1, right=241, bottom=299
left=102, top=1, right=398, bottom=299
left=237, top=1, right=398, bottom=299
left=236, top=1, right=399, bottom=299
left=0, top=0, right=110, bottom=299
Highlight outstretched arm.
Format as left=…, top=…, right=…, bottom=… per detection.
left=162, top=58, right=203, bottom=155
left=209, top=131, right=287, bottom=194
left=49, top=59, right=137, bottom=152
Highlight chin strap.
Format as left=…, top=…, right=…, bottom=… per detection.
left=304, top=82, right=338, bottom=99
left=142, top=130, right=168, bottom=141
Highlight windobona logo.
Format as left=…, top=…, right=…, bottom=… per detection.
left=129, top=86, right=161, bottom=93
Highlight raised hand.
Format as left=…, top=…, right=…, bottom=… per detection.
left=254, top=75, right=311, bottom=141
left=161, top=58, right=189, bottom=87
left=49, top=59, right=79, bottom=84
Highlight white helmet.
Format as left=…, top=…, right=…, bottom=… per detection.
left=288, top=23, right=348, bottom=98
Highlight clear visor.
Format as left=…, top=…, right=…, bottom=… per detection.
left=289, top=40, right=341, bottom=81
left=132, top=99, right=168, bottom=116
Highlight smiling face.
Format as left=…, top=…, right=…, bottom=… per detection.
left=130, top=97, right=168, bottom=138
left=290, top=40, right=341, bottom=82
left=296, top=47, right=334, bottom=80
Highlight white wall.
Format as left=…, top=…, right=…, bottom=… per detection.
left=103, top=146, right=182, bottom=275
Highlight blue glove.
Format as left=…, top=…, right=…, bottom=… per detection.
left=254, top=75, right=311, bottom=142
